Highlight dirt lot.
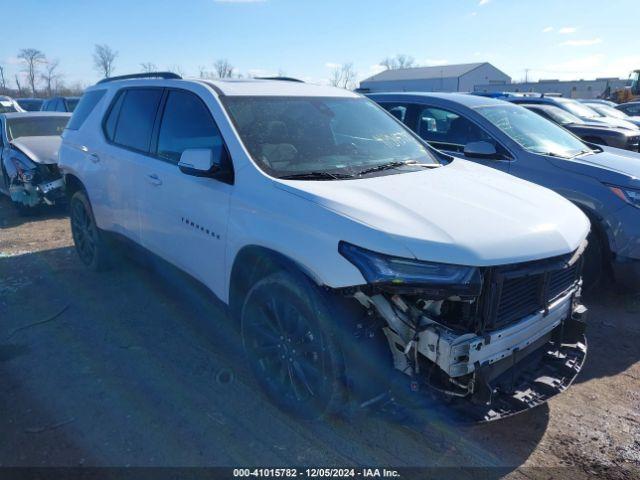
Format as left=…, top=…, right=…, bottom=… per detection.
left=1, top=195, right=639, bottom=479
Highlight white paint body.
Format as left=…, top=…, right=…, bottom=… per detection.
left=59, top=79, right=590, bottom=304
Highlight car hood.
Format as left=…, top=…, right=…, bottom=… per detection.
left=10, top=136, right=61, bottom=165
left=275, top=159, right=589, bottom=267
left=547, top=148, right=640, bottom=187
left=570, top=122, right=631, bottom=135
left=587, top=116, right=639, bottom=130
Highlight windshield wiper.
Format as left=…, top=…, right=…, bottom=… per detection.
left=278, top=171, right=353, bottom=180
left=355, top=161, right=439, bottom=176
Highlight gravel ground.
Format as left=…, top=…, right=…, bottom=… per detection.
left=1, top=196, right=639, bottom=479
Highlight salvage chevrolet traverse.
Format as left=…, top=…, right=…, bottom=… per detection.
left=59, top=73, right=589, bottom=422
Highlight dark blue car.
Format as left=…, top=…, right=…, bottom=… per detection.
left=368, top=92, right=640, bottom=289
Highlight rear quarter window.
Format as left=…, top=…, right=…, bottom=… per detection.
left=67, top=90, right=106, bottom=130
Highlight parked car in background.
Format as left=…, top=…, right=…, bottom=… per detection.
left=41, top=96, right=80, bottom=112
left=615, top=101, right=640, bottom=117
left=16, top=98, right=44, bottom=112
left=0, top=96, right=25, bottom=113
left=58, top=74, right=590, bottom=422
left=369, top=92, right=640, bottom=290
left=522, top=103, right=640, bottom=151
left=509, top=96, right=639, bottom=131
left=583, top=102, right=640, bottom=129
left=578, top=99, right=618, bottom=108
left=0, top=112, right=71, bottom=214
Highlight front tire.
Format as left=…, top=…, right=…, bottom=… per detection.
left=240, top=270, right=347, bottom=420
left=70, top=190, right=112, bottom=271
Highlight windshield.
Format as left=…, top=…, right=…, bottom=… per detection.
left=17, top=99, right=44, bottom=112
left=476, top=104, right=589, bottom=158
left=540, top=106, right=583, bottom=125
left=588, top=104, right=628, bottom=119
left=66, top=98, right=80, bottom=112
left=556, top=99, right=600, bottom=119
left=7, top=116, right=69, bottom=140
left=223, top=96, right=438, bottom=179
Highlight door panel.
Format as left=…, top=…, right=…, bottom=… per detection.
left=138, top=89, right=232, bottom=297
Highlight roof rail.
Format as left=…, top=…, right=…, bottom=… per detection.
left=255, top=76, right=304, bottom=83
left=97, top=72, right=182, bottom=84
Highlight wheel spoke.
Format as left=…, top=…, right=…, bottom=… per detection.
left=287, top=363, right=302, bottom=401
left=292, top=360, right=315, bottom=396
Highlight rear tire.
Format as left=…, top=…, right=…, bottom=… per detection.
left=240, top=270, right=347, bottom=420
left=70, top=190, right=112, bottom=271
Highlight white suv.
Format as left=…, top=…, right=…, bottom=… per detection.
left=59, top=73, right=590, bottom=421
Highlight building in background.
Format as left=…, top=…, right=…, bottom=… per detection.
left=474, top=77, right=628, bottom=99
left=359, top=62, right=511, bottom=93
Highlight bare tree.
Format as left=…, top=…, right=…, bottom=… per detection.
left=380, top=54, right=416, bottom=70
left=18, top=48, right=46, bottom=95
left=167, top=64, right=185, bottom=77
left=213, top=59, right=234, bottom=78
left=93, top=44, right=118, bottom=78
left=329, top=62, right=357, bottom=90
left=41, top=59, right=62, bottom=97
left=0, top=65, right=6, bottom=94
left=140, top=62, right=157, bottom=74
left=15, top=74, right=24, bottom=96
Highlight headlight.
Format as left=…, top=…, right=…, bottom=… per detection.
left=10, top=157, right=36, bottom=182
left=607, top=184, right=640, bottom=209
left=339, top=241, right=482, bottom=296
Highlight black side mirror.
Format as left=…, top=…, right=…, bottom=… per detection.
left=463, top=141, right=498, bottom=159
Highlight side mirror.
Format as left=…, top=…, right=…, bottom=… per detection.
left=463, top=141, right=498, bottom=159
left=178, top=147, right=222, bottom=177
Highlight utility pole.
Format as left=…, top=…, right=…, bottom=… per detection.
left=524, top=68, right=530, bottom=83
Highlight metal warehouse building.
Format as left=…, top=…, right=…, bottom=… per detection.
left=359, top=62, right=512, bottom=93
left=475, top=77, right=628, bottom=99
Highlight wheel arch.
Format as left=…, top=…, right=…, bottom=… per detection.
left=64, top=173, right=85, bottom=199
left=574, top=203, right=613, bottom=270
left=228, top=245, right=324, bottom=322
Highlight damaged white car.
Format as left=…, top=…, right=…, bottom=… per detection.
left=0, top=112, right=70, bottom=214
left=60, top=75, right=589, bottom=422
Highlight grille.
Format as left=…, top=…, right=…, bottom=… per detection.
left=485, top=254, right=582, bottom=331
left=627, top=135, right=640, bottom=152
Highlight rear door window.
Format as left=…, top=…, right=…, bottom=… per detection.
left=109, top=89, right=163, bottom=152
left=156, top=89, right=224, bottom=163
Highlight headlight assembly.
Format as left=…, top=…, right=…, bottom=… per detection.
left=608, top=184, right=640, bottom=209
left=339, top=241, right=482, bottom=296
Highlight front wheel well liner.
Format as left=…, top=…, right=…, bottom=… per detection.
left=576, top=204, right=612, bottom=271
left=228, top=246, right=323, bottom=321
left=64, top=173, right=85, bottom=199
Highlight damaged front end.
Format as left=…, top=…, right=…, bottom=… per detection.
left=339, top=241, right=588, bottom=422
left=5, top=154, right=65, bottom=208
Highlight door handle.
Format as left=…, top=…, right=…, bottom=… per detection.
left=147, top=173, right=162, bottom=186
left=88, top=153, right=100, bottom=163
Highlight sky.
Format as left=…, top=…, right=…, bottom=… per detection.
left=1, top=0, right=639, bottom=89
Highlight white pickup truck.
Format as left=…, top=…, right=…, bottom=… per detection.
left=59, top=73, right=589, bottom=421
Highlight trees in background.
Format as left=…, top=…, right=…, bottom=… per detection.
left=93, top=44, right=118, bottom=78
left=213, top=59, right=235, bottom=78
left=329, top=62, right=357, bottom=90
left=41, top=59, right=62, bottom=97
left=140, top=62, right=157, bottom=74
left=18, top=48, right=46, bottom=95
left=380, top=54, right=416, bottom=70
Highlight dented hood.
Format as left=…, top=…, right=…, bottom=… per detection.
left=276, top=159, right=589, bottom=267
left=10, top=136, right=61, bottom=165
